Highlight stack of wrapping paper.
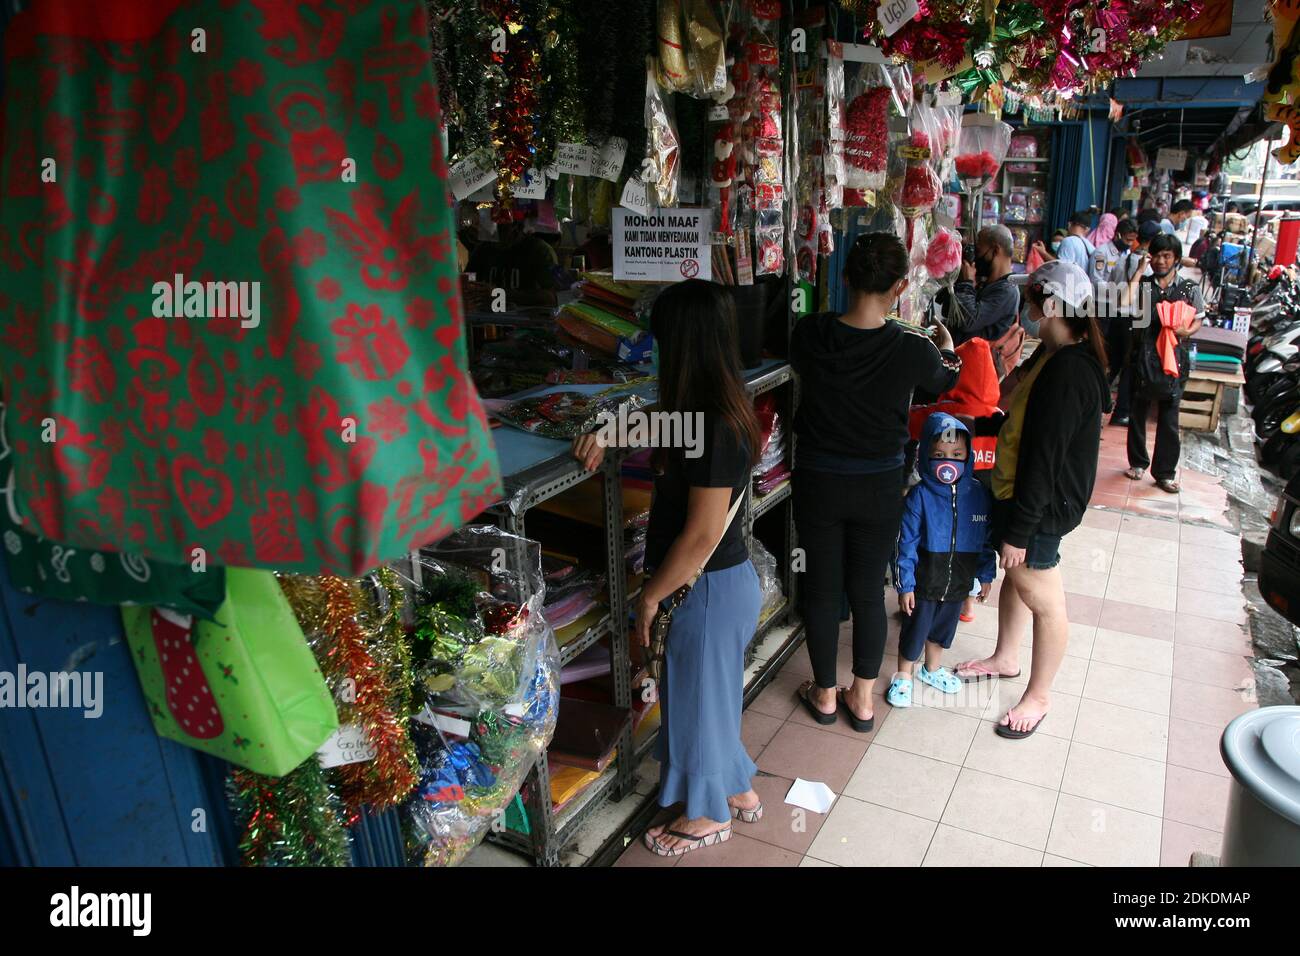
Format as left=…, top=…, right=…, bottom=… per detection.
left=1191, top=325, right=1247, bottom=374
left=556, top=273, right=655, bottom=362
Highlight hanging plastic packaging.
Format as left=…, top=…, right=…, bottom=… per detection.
left=685, top=0, right=728, bottom=98
left=643, top=59, right=681, bottom=206
left=956, top=115, right=1013, bottom=192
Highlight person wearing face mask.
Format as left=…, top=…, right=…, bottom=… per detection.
left=790, top=232, right=961, bottom=731
left=953, top=225, right=1022, bottom=371
left=889, top=413, right=997, bottom=709
left=954, top=261, right=1110, bottom=739
left=1123, top=233, right=1205, bottom=493
left=1105, top=220, right=1162, bottom=427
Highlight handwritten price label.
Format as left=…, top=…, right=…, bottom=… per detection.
left=877, top=0, right=919, bottom=39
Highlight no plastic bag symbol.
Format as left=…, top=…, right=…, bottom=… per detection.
left=680, top=258, right=699, bottom=279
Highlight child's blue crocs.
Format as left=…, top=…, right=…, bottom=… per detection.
left=886, top=676, right=913, bottom=708
left=918, top=665, right=961, bottom=694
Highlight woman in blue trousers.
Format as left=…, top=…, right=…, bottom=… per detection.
left=574, top=279, right=763, bottom=857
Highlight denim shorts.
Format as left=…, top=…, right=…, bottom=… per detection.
left=991, top=500, right=1062, bottom=571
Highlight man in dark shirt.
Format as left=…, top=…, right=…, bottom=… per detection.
left=952, top=224, right=1020, bottom=347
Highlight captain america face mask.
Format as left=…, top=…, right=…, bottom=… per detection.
left=930, top=458, right=965, bottom=484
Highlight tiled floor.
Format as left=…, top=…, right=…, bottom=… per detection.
left=617, top=421, right=1258, bottom=868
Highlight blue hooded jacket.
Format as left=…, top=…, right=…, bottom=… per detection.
left=895, top=413, right=997, bottom=602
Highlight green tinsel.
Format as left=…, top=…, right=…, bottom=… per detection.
left=536, top=0, right=586, bottom=168
left=227, top=762, right=350, bottom=867
left=432, top=0, right=502, bottom=163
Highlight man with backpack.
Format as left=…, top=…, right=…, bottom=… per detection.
left=953, top=224, right=1024, bottom=376
left=1123, top=233, right=1205, bottom=494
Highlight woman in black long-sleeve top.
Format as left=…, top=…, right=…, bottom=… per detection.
left=790, top=233, right=962, bottom=731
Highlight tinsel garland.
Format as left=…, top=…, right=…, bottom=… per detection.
left=431, top=1, right=502, bottom=163
left=483, top=0, right=542, bottom=212
left=536, top=0, right=586, bottom=167
left=281, top=574, right=419, bottom=819
left=227, top=762, right=350, bottom=867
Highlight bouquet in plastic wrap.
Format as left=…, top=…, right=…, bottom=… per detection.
left=843, top=61, right=908, bottom=201
left=955, top=115, right=1012, bottom=193
left=895, top=102, right=943, bottom=252
left=402, top=526, right=560, bottom=866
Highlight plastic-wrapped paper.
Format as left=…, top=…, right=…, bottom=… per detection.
left=644, top=59, right=681, bottom=206
left=494, top=389, right=650, bottom=440
left=749, top=537, right=784, bottom=621
left=685, top=0, right=727, bottom=98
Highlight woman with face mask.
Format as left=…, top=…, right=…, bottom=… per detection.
left=953, top=261, right=1111, bottom=739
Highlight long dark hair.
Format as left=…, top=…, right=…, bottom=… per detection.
left=650, top=279, right=761, bottom=471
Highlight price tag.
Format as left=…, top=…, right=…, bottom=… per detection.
left=898, top=145, right=932, bottom=161
left=514, top=167, right=547, bottom=200
left=877, top=0, right=919, bottom=39
left=316, top=724, right=377, bottom=768
left=549, top=142, right=594, bottom=177
left=708, top=102, right=730, bottom=121
left=413, top=706, right=472, bottom=738
left=619, top=177, right=652, bottom=213
left=449, top=148, right=498, bottom=200
left=592, top=136, right=628, bottom=182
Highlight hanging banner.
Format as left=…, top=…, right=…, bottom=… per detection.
left=612, top=208, right=712, bottom=282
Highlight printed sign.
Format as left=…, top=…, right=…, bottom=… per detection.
left=449, top=148, right=498, bottom=200
left=877, top=0, right=920, bottom=39
left=613, top=208, right=712, bottom=282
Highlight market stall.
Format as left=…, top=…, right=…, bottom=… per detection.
left=0, top=0, right=1206, bottom=870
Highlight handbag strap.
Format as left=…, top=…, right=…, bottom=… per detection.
left=688, top=491, right=745, bottom=584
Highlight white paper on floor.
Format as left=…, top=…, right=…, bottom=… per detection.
left=784, top=777, right=836, bottom=814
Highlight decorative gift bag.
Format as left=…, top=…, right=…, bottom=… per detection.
left=0, top=0, right=500, bottom=576
left=0, top=403, right=227, bottom=618
left=121, top=567, right=338, bottom=775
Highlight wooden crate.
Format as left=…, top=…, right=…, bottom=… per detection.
left=1179, top=367, right=1245, bottom=432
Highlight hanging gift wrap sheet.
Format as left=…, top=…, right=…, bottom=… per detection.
left=121, top=567, right=339, bottom=776
left=0, top=0, right=500, bottom=577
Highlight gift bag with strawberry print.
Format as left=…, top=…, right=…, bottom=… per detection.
left=121, top=567, right=338, bottom=775
left=0, top=0, right=500, bottom=576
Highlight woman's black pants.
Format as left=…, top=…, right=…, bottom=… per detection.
left=793, top=467, right=906, bottom=689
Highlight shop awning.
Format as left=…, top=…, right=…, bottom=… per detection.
left=1110, top=77, right=1266, bottom=162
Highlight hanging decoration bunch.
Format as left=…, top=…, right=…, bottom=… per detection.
left=227, top=762, right=351, bottom=867
left=430, top=1, right=502, bottom=162
left=480, top=0, right=543, bottom=215
left=280, top=574, right=420, bottom=820
left=535, top=1, right=586, bottom=169
left=862, top=0, right=983, bottom=74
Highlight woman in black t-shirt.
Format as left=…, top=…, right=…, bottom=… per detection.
left=572, top=279, right=763, bottom=858
left=790, top=232, right=961, bottom=731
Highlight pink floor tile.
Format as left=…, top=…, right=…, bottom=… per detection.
left=1161, top=819, right=1223, bottom=867
left=1177, top=506, right=1233, bottom=528
left=1166, top=718, right=1229, bottom=778
left=1173, top=614, right=1251, bottom=654
left=1065, top=592, right=1104, bottom=626
left=1081, top=508, right=1123, bottom=531
left=1090, top=492, right=1129, bottom=510
left=1169, top=678, right=1255, bottom=729
left=1164, top=765, right=1232, bottom=832
left=1175, top=588, right=1246, bottom=624
left=1176, top=562, right=1244, bottom=596
left=675, top=832, right=802, bottom=867
left=742, top=711, right=786, bottom=757
left=726, top=773, right=828, bottom=855
left=1179, top=526, right=1240, bottom=552
left=757, top=721, right=868, bottom=793
left=1123, top=498, right=1181, bottom=519
left=1172, top=644, right=1254, bottom=691
left=1099, top=600, right=1176, bottom=640
left=1117, top=514, right=1181, bottom=540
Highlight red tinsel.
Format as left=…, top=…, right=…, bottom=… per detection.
left=482, top=0, right=541, bottom=216
left=845, top=86, right=890, bottom=175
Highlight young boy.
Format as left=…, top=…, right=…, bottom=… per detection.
left=889, top=412, right=997, bottom=708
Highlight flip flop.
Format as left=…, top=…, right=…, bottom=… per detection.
left=730, top=801, right=763, bottom=824
left=954, top=660, right=1021, bottom=682
left=959, top=612, right=975, bottom=622
left=644, top=825, right=732, bottom=857
left=994, top=709, right=1047, bottom=740
left=837, top=688, right=875, bottom=732
left=798, top=681, right=837, bottom=725
left=1156, top=478, right=1180, bottom=494
left=1124, top=467, right=1145, bottom=480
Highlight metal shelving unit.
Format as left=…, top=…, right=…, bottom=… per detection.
left=479, top=359, right=802, bottom=866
